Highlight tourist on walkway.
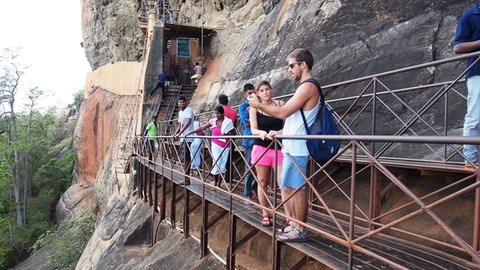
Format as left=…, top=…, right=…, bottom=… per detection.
left=190, top=116, right=204, bottom=173
left=238, top=83, right=258, bottom=203
left=149, top=70, right=168, bottom=98
left=218, top=94, right=237, bottom=186
left=454, top=4, right=480, bottom=169
left=144, top=115, right=158, bottom=161
left=219, top=94, right=237, bottom=126
left=191, top=62, right=202, bottom=84
left=173, top=96, right=195, bottom=185
left=248, top=48, right=320, bottom=242
left=187, top=105, right=234, bottom=189
left=249, top=81, right=290, bottom=226
left=174, top=64, right=181, bottom=85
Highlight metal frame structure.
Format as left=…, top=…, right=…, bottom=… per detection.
left=133, top=134, right=480, bottom=269
left=128, top=51, right=480, bottom=268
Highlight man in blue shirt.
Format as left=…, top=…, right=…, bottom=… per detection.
left=149, top=70, right=168, bottom=98
left=454, top=4, right=480, bottom=168
left=238, top=83, right=257, bottom=203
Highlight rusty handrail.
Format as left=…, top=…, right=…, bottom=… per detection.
left=133, top=132, right=480, bottom=268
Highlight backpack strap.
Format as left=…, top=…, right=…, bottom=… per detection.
left=301, top=77, right=324, bottom=106
left=299, top=77, right=323, bottom=133
left=300, top=107, right=310, bottom=133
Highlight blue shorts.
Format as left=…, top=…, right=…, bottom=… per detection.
left=280, top=155, right=308, bottom=190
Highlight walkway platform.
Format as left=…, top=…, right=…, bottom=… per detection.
left=139, top=157, right=479, bottom=269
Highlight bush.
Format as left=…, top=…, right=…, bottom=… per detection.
left=31, top=210, right=94, bottom=269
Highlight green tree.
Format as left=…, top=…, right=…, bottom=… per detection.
left=0, top=47, right=77, bottom=267
left=0, top=47, right=23, bottom=226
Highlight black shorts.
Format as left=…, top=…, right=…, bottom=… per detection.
left=181, top=141, right=191, bottom=162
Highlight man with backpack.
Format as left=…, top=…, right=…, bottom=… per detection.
left=248, top=48, right=320, bottom=242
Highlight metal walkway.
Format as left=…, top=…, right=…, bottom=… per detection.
left=132, top=134, right=480, bottom=269
left=127, top=51, right=480, bottom=269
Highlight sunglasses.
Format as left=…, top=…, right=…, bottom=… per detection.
left=288, top=61, right=302, bottom=69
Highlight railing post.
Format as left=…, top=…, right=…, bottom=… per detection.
left=348, top=142, right=357, bottom=269
left=227, top=214, right=237, bottom=270
left=474, top=172, right=480, bottom=252
left=369, top=166, right=380, bottom=230
left=200, top=196, right=209, bottom=258
left=183, top=187, right=190, bottom=238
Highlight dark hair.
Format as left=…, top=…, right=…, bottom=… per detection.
left=214, top=105, right=224, bottom=114
left=288, top=48, right=314, bottom=70
left=178, top=95, right=186, bottom=102
left=255, top=81, right=272, bottom=92
left=243, top=83, right=254, bottom=92
left=218, top=94, right=228, bottom=105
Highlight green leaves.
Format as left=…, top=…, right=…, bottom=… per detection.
left=0, top=47, right=79, bottom=268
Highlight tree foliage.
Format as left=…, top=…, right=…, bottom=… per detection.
left=0, top=47, right=79, bottom=268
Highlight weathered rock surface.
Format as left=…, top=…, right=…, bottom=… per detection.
left=29, top=0, right=475, bottom=269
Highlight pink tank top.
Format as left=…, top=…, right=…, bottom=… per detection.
left=209, top=118, right=229, bottom=148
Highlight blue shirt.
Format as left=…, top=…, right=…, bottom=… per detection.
left=238, top=100, right=254, bottom=148
left=454, top=5, right=480, bottom=77
left=158, top=72, right=168, bottom=82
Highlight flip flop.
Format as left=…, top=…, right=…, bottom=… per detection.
left=261, top=215, right=272, bottom=227
left=277, top=226, right=308, bottom=242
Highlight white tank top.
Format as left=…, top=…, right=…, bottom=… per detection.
left=282, top=102, right=320, bottom=156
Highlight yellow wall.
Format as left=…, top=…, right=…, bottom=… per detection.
left=84, top=61, right=144, bottom=96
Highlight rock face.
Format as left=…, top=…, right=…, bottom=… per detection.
left=53, top=0, right=475, bottom=269
left=73, top=87, right=120, bottom=183
left=81, top=0, right=145, bottom=70
left=81, top=0, right=468, bottom=111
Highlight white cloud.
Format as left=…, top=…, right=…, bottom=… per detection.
left=0, top=0, right=91, bottom=110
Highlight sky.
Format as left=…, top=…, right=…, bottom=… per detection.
left=0, top=0, right=91, bottom=111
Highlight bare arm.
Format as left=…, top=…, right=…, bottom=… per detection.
left=249, top=106, right=267, bottom=140
left=454, top=40, right=480, bottom=54
left=174, top=118, right=193, bottom=138
left=186, top=122, right=211, bottom=136
left=173, top=124, right=181, bottom=137
left=248, top=82, right=319, bottom=120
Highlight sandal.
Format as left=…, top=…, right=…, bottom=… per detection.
left=261, top=215, right=272, bottom=227
left=278, top=224, right=292, bottom=233
left=220, top=182, right=231, bottom=190
left=277, top=225, right=308, bottom=242
left=464, top=164, right=475, bottom=170
left=208, top=181, right=216, bottom=191
left=277, top=219, right=293, bottom=233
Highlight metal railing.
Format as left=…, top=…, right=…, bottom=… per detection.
left=139, top=0, right=175, bottom=23
left=129, top=51, right=480, bottom=268
left=133, top=133, right=480, bottom=269
left=160, top=51, right=480, bottom=167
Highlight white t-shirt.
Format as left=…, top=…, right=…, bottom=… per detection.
left=282, top=102, right=320, bottom=156
left=178, top=107, right=195, bottom=143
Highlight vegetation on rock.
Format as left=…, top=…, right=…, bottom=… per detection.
left=0, top=47, right=82, bottom=269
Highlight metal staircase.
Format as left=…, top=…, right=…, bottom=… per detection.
left=139, top=0, right=175, bottom=23
left=155, top=84, right=196, bottom=136
left=114, top=85, right=143, bottom=174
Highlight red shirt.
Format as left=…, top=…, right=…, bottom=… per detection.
left=222, top=105, right=237, bottom=126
